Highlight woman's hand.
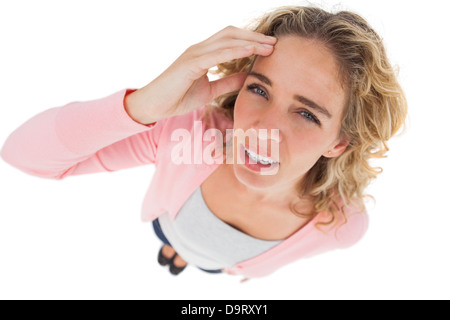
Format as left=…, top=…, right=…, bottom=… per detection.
left=125, top=26, right=277, bottom=125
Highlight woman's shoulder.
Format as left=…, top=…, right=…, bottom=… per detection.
left=334, top=200, right=369, bottom=248
left=315, top=198, right=369, bottom=248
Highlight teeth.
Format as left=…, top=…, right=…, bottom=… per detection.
left=244, top=147, right=279, bottom=165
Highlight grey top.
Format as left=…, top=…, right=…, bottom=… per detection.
left=158, top=186, right=283, bottom=270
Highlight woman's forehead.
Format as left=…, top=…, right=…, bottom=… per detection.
left=251, top=35, right=347, bottom=115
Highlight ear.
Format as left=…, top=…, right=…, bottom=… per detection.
left=323, top=138, right=349, bottom=158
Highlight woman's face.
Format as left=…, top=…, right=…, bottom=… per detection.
left=232, top=35, right=349, bottom=195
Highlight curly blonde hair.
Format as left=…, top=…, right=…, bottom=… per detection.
left=203, top=5, right=408, bottom=231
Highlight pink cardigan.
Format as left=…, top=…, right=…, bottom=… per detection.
left=1, top=88, right=369, bottom=279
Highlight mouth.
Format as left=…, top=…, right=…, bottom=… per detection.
left=238, top=144, right=280, bottom=173
left=243, top=144, right=279, bottom=165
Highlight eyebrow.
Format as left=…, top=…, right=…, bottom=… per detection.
left=247, top=71, right=333, bottom=119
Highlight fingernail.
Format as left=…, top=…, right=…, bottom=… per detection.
left=262, top=44, right=274, bottom=49
left=266, top=35, right=277, bottom=41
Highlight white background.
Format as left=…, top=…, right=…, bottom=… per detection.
left=0, top=0, right=449, bottom=300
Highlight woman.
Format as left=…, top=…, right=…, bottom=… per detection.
left=0, top=6, right=407, bottom=280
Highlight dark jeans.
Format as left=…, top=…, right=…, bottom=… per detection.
left=152, top=218, right=222, bottom=274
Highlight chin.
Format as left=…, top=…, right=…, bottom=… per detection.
left=232, top=162, right=281, bottom=190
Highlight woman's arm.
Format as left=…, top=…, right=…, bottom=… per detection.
left=1, top=26, right=276, bottom=180
left=0, top=89, right=166, bottom=179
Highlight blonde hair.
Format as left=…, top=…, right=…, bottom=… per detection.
left=203, top=6, right=408, bottom=230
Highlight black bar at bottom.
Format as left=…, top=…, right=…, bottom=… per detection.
left=147, top=300, right=299, bottom=318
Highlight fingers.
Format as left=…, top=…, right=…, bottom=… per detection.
left=192, top=26, right=276, bottom=57
left=177, top=26, right=277, bottom=86
left=209, top=72, right=248, bottom=100
left=191, top=44, right=272, bottom=77
left=205, top=25, right=277, bottom=46
left=193, top=38, right=263, bottom=56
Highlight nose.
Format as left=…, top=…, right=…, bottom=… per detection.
left=251, top=103, right=282, bottom=144
left=247, top=104, right=282, bottom=161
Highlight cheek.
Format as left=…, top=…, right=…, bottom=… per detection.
left=286, top=130, right=329, bottom=164
left=292, top=133, right=321, bottom=154
left=233, top=93, right=253, bottom=124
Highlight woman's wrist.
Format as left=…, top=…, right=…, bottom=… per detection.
left=124, top=89, right=162, bottom=125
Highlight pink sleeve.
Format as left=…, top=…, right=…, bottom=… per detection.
left=0, top=88, right=166, bottom=179
left=335, top=208, right=370, bottom=249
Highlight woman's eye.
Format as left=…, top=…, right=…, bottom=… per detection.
left=246, top=84, right=320, bottom=126
left=247, top=84, right=268, bottom=99
left=299, top=111, right=321, bottom=125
